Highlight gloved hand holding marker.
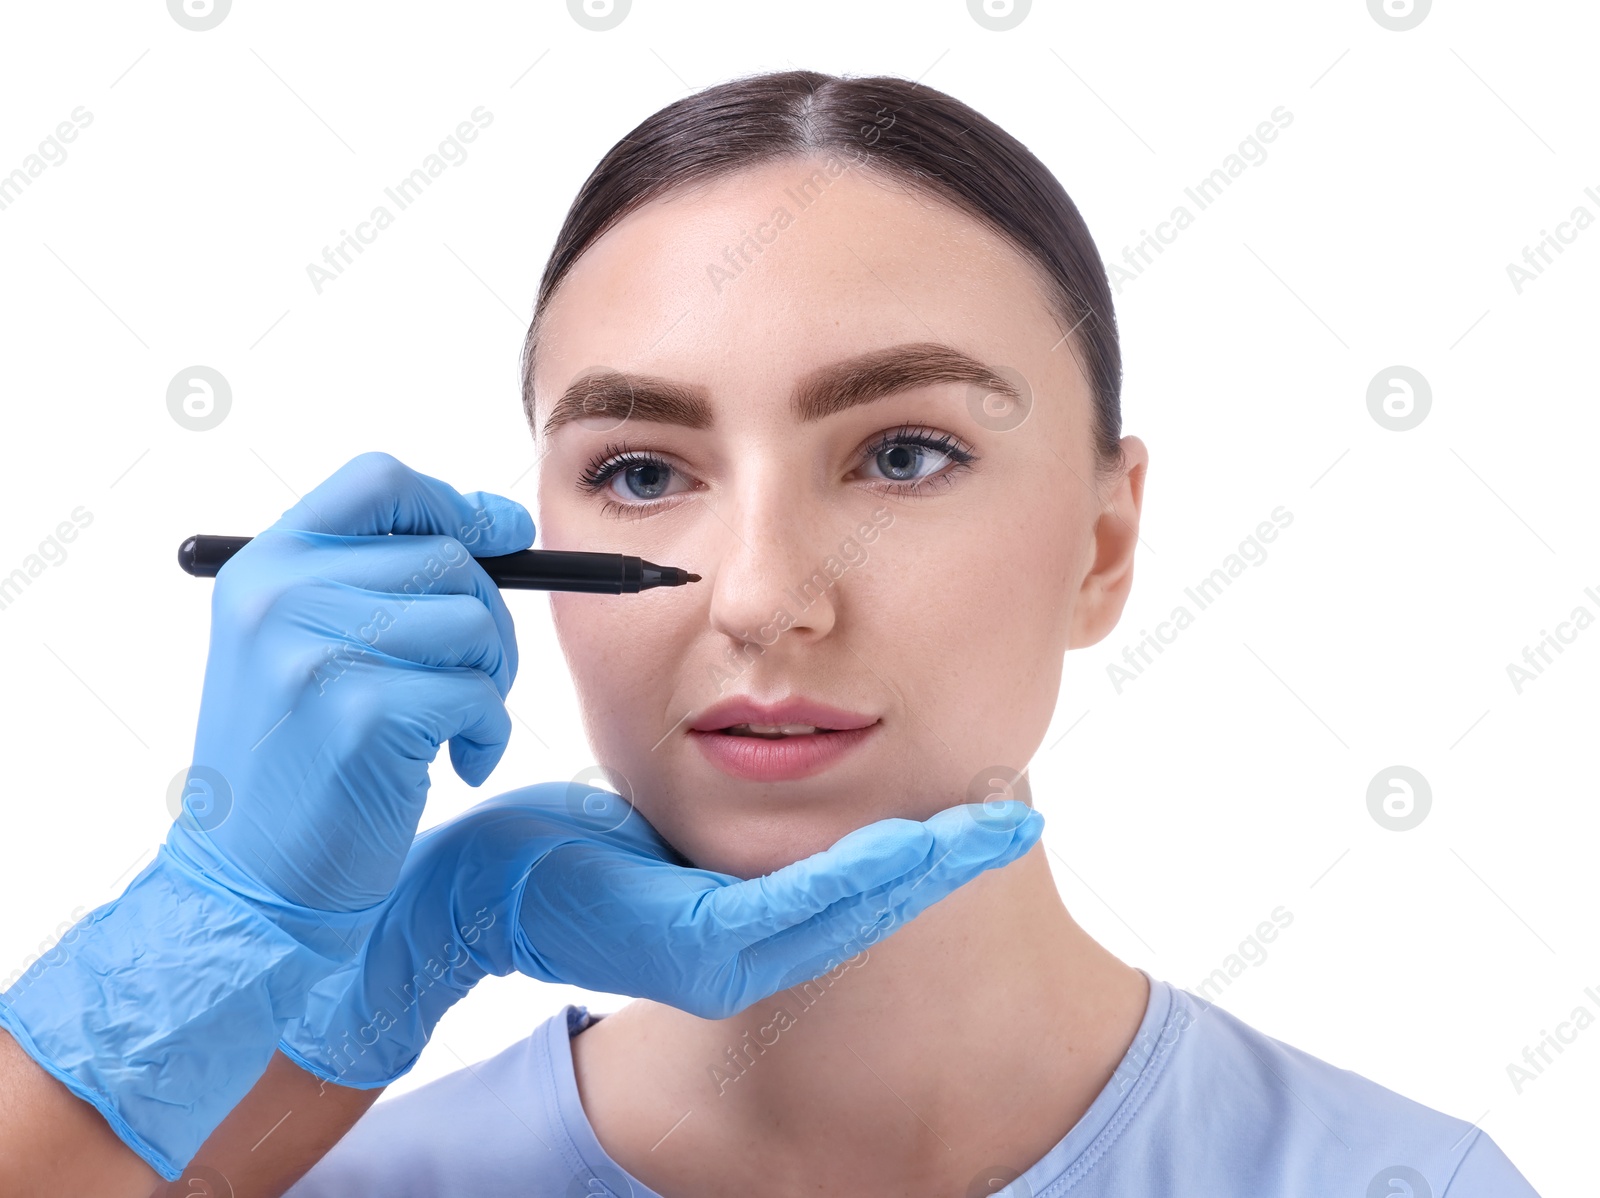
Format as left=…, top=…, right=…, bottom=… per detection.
left=0, top=450, right=1041, bottom=1184
left=1, top=451, right=539, bottom=1178
left=176, top=532, right=702, bottom=592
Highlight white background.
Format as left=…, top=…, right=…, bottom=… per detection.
left=0, top=2, right=1593, bottom=1194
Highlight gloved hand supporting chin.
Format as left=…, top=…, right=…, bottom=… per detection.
left=278, top=780, right=1044, bottom=1089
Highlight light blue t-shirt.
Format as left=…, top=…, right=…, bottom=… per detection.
left=285, top=977, right=1539, bottom=1196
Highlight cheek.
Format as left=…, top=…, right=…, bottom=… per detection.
left=549, top=594, right=646, bottom=731
left=900, top=519, right=1072, bottom=762
left=550, top=593, right=665, bottom=687
left=549, top=591, right=694, bottom=756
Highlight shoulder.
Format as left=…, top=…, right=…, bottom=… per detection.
left=1086, top=982, right=1539, bottom=1197
left=284, top=1006, right=600, bottom=1198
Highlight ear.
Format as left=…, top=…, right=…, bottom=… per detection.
left=1067, top=435, right=1149, bottom=649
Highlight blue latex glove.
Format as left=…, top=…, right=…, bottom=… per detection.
left=0, top=452, right=532, bottom=1181
left=279, top=780, right=1044, bottom=1088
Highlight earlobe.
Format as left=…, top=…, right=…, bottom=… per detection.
left=1066, top=437, right=1148, bottom=650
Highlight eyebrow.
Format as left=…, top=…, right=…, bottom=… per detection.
left=540, top=341, right=1020, bottom=438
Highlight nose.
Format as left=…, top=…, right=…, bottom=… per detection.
left=698, top=481, right=841, bottom=650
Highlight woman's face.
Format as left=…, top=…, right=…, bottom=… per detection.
left=532, top=155, right=1145, bottom=877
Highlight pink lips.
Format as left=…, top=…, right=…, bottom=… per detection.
left=690, top=696, right=877, bottom=734
left=688, top=695, right=880, bottom=782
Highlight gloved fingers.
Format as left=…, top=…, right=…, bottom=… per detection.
left=433, top=674, right=515, bottom=787
left=224, top=668, right=511, bottom=907
left=703, top=817, right=933, bottom=941
left=340, top=590, right=516, bottom=699
left=722, top=803, right=1044, bottom=1007
left=872, top=802, right=1044, bottom=928
left=286, top=534, right=520, bottom=682
left=708, top=801, right=1043, bottom=944
left=323, top=664, right=514, bottom=788
left=267, top=451, right=534, bottom=557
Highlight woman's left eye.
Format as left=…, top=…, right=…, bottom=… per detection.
left=857, top=426, right=977, bottom=489
left=575, top=426, right=977, bottom=518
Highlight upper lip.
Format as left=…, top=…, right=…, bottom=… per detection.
left=689, top=696, right=878, bottom=733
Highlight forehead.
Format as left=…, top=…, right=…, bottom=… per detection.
left=530, top=156, right=1066, bottom=407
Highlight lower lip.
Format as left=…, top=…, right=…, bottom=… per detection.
left=689, top=723, right=879, bottom=782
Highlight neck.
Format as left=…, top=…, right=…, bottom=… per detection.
left=573, top=845, right=1150, bottom=1193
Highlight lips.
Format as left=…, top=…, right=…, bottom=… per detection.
left=689, top=696, right=878, bottom=735
left=687, top=696, right=880, bottom=782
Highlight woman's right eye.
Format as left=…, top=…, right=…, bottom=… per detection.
left=576, top=446, right=696, bottom=517
left=606, top=457, right=681, bottom=501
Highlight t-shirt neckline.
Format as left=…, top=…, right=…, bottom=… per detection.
left=541, top=971, right=1176, bottom=1197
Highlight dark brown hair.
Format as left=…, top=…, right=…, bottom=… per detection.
left=520, top=69, right=1123, bottom=474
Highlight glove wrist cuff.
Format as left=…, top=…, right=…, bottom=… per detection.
left=0, top=846, right=372, bottom=1181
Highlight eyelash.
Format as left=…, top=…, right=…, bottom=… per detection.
left=575, top=424, right=979, bottom=520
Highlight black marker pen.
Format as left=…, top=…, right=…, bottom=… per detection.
left=177, top=535, right=701, bottom=594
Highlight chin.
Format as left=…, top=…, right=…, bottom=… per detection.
left=647, top=802, right=890, bottom=880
